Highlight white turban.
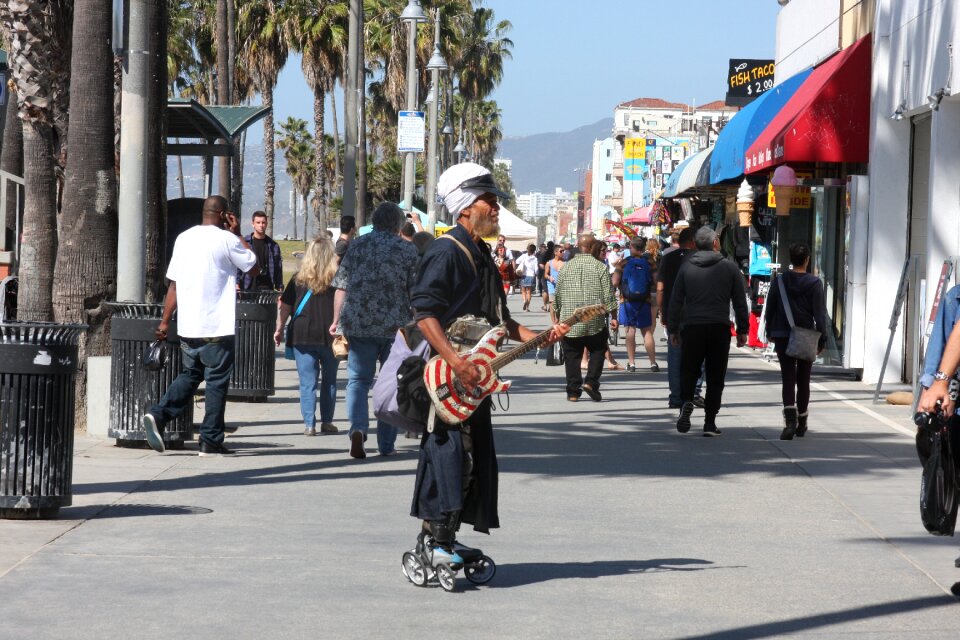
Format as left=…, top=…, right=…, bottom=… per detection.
left=437, top=162, right=507, bottom=217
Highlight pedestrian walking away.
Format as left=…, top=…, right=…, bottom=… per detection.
left=405, top=162, right=568, bottom=588
left=656, top=226, right=701, bottom=408
left=330, top=202, right=419, bottom=459
left=613, top=236, right=660, bottom=372
left=668, top=227, right=749, bottom=436
left=555, top=235, right=619, bottom=402
left=763, top=244, right=829, bottom=439
left=276, top=237, right=342, bottom=437
left=515, top=244, right=539, bottom=311
left=142, top=195, right=258, bottom=456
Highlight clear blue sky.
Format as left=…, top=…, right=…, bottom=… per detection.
left=260, top=0, right=781, bottom=141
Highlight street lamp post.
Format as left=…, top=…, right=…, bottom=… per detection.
left=400, top=0, right=427, bottom=213
left=424, top=9, right=447, bottom=233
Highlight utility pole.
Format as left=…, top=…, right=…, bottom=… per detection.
left=117, top=0, right=150, bottom=302
left=400, top=2, right=426, bottom=211
left=424, top=9, right=447, bottom=233
left=343, top=0, right=361, bottom=225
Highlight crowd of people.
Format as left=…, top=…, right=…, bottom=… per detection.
left=139, top=163, right=839, bottom=568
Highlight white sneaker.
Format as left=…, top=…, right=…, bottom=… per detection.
left=142, top=414, right=165, bottom=453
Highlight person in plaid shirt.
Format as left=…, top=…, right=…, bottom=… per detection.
left=554, top=234, right=619, bottom=402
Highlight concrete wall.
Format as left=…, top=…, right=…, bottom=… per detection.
left=863, top=0, right=960, bottom=383
left=776, top=0, right=842, bottom=79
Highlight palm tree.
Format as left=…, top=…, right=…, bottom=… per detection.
left=454, top=7, right=512, bottom=158
left=2, top=2, right=72, bottom=320
left=238, top=0, right=289, bottom=236
left=468, top=99, right=503, bottom=167
left=286, top=0, right=347, bottom=233
left=276, top=117, right=314, bottom=239
left=52, top=0, right=118, bottom=430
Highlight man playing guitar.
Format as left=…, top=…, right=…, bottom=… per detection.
left=408, top=163, right=569, bottom=561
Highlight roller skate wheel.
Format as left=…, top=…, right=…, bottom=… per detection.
left=435, top=563, right=457, bottom=592
left=402, top=551, right=427, bottom=587
left=464, top=554, right=496, bottom=585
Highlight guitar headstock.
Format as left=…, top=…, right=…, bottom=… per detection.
left=564, top=304, right=607, bottom=326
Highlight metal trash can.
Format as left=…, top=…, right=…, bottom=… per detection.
left=0, top=321, right=86, bottom=519
left=107, top=303, right=193, bottom=447
left=228, top=291, right=280, bottom=402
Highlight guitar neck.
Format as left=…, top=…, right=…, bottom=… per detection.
left=490, top=312, right=584, bottom=371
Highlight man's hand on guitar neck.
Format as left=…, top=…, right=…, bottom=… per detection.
left=510, top=318, right=571, bottom=345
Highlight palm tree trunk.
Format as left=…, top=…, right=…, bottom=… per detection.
left=313, top=87, right=327, bottom=232
left=53, top=0, right=118, bottom=432
left=18, top=123, right=58, bottom=321
left=330, top=84, right=341, bottom=197
left=263, top=89, right=276, bottom=235
left=176, top=139, right=186, bottom=198
left=216, top=0, right=230, bottom=198
left=231, top=132, right=244, bottom=215
left=1, top=86, right=23, bottom=242
left=302, top=192, right=308, bottom=243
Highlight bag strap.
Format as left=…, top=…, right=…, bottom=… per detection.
left=777, top=276, right=796, bottom=329
left=439, top=234, right=477, bottom=276
left=293, top=290, right=312, bottom=319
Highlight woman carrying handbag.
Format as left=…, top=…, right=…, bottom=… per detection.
left=763, top=243, right=829, bottom=440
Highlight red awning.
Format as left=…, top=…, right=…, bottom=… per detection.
left=745, top=34, right=871, bottom=174
left=623, top=205, right=652, bottom=224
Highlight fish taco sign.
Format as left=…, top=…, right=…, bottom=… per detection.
left=726, top=59, right=775, bottom=107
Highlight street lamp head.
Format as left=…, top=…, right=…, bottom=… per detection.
left=442, top=119, right=454, bottom=136
left=424, top=84, right=436, bottom=105
left=400, top=0, right=428, bottom=23
left=427, top=45, right=448, bottom=71
left=454, top=141, right=467, bottom=154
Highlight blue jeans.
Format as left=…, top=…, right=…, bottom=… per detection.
left=667, top=332, right=703, bottom=406
left=346, top=335, right=397, bottom=454
left=294, top=345, right=339, bottom=428
left=150, top=336, right=234, bottom=446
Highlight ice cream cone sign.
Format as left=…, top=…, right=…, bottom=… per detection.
left=736, top=179, right=754, bottom=228
left=771, top=165, right=797, bottom=216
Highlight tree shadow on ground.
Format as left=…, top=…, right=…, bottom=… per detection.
left=678, top=595, right=956, bottom=639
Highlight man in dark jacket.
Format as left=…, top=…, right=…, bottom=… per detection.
left=668, top=227, right=749, bottom=436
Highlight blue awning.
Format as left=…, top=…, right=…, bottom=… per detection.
left=709, top=68, right=813, bottom=184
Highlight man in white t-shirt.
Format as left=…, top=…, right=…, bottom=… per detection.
left=142, top=195, right=258, bottom=456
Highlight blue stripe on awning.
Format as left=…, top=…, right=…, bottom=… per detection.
left=709, top=68, right=813, bottom=184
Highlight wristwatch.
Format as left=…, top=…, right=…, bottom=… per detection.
left=933, top=370, right=951, bottom=382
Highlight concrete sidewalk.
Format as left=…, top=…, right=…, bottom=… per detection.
left=2, top=299, right=960, bottom=639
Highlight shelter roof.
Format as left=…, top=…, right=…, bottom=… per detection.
left=167, top=98, right=270, bottom=140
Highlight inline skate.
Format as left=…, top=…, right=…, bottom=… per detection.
left=401, top=529, right=496, bottom=592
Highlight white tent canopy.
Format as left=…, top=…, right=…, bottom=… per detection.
left=497, top=205, right=537, bottom=251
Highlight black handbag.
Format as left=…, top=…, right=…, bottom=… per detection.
left=546, top=340, right=565, bottom=366
left=777, top=277, right=820, bottom=362
left=915, top=411, right=960, bottom=536
left=143, top=340, right=168, bottom=371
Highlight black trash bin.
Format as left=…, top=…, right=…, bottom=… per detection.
left=107, top=303, right=193, bottom=447
left=228, top=291, right=280, bottom=402
left=0, top=321, right=86, bottom=519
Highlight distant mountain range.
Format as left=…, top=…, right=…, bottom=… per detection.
left=166, top=117, right=615, bottom=231
left=498, top=118, right=614, bottom=194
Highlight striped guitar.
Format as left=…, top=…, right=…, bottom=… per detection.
left=424, top=304, right=607, bottom=425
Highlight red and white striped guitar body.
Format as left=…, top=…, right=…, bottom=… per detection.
left=424, top=327, right=511, bottom=425
left=422, top=304, right=606, bottom=425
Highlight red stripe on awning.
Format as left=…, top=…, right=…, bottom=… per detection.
left=745, top=34, right=871, bottom=174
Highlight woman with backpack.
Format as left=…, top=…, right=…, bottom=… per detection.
left=614, top=236, right=660, bottom=372
left=275, top=237, right=341, bottom=437
left=763, top=243, right=828, bottom=440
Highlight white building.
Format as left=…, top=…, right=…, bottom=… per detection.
left=865, top=0, right=958, bottom=385
left=516, top=191, right=562, bottom=219
left=590, top=138, right=617, bottom=235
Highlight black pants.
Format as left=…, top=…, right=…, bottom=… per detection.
left=680, top=323, right=732, bottom=418
left=773, top=338, right=813, bottom=412
left=562, top=330, right=607, bottom=397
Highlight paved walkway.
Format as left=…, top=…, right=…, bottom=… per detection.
left=2, top=298, right=960, bottom=639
